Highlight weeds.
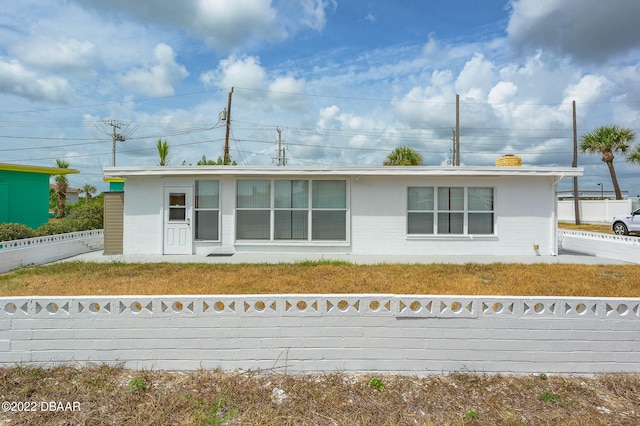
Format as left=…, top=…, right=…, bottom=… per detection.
left=0, top=366, right=637, bottom=425
left=295, top=259, right=353, bottom=266
left=539, top=390, right=561, bottom=404
left=186, top=396, right=237, bottom=426
left=464, top=408, right=478, bottom=419
left=368, top=377, right=385, bottom=391
left=128, top=377, right=149, bottom=392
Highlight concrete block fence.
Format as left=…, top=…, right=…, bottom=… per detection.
left=1, top=294, right=639, bottom=375
left=558, top=230, right=640, bottom=264
left=0, top=230, right=103, bottom=273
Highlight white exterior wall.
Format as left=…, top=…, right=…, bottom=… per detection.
left=123, top=177, right=163, bottom=254
left=350, top=175, right=557, bottom=256
left=1, top=295, right=638, bottom=374
left=122, top=173, right=560, bottom=256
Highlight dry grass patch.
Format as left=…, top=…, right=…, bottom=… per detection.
left=1, top=365, right=639, bottom=425
left=1, top=261, right=639, bottom=297
left=558, top=222, right=614, bottom=234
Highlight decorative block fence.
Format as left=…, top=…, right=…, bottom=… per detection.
left=1, top=295, right=638, bottom=375
left=558, top=230, right=640, bottom=264
left=0, top=230, right=104, bottom=273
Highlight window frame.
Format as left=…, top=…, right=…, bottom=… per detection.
left=235, top=178, right=349, bottom=244
left=407, top=186, right=496, bottom=238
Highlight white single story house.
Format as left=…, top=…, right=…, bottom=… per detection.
left=102, top=165, right=582, bottom=257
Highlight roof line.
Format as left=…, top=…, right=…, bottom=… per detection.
left=0, top=163, right=80, bottom=175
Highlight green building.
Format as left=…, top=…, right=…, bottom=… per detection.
left=0, top=163, right=79, bottom=229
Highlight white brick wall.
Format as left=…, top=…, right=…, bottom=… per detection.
left=1, top=294, right=638, bottom=374
left=0, top=230, right=104, bottom=273
left=559, top=230, right=640, bottom=264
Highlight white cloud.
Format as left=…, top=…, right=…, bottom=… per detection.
left=488, top=81, right=518, bottom=106
left=204, top=55, right=266, bottom=91
left=455, top=54, right=496, bottom=100
left=12, top=37, right=96, bottom=74
left=560, top=74, right=613, bottom=114
left=201, top=55, right=309, bottom=110
left=297, top=0, right=336, bottom=31
left=0, top=58, right=72, bottom=102
left=268, top=76, right=309, bottom=109
left=120, top=44, right=189, bottom=97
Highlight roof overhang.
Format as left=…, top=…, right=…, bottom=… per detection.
left=0, top=163, right=80, bottom=175
left=104, top=165, right=583, bottom=179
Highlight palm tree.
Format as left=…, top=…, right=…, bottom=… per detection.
left=54, top=158, right=70, bottom=218
left=580, top=125, right=635, bottom=200
left=79, top=183, right=97, bottom=205
left=157, top=138, right=170, bottom=166
left=383, top=146, right=423, bottom=166
left=628, top=144, right=640, bottom=165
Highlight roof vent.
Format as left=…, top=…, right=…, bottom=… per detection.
left=495, top=154, right=522, bottom=167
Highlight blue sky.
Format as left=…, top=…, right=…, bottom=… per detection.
left=1, top=0, right=639, bottom=197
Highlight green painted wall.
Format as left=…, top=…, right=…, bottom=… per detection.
left=109, top=181, right=125, bottom=192
left=0, top=170, right=51, bottom=229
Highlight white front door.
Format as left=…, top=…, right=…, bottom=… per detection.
left=163, top=186, right=192, bottom=254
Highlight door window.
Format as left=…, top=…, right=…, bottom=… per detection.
left=169, top=193, right=186, bottom=221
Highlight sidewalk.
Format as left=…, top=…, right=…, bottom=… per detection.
left=59, top=249, right=632, bottom=265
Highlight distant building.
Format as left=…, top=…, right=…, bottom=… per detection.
left=0, top=163, right=79, bottom=229
left=50, top=184, right=80, bottom=205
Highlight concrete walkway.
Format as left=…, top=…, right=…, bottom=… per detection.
left=60, top=249, right=632, bottom=265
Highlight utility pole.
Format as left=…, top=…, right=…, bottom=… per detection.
left=275, top=128, right=287, bottom=166
left=572, top=100, right=581, bottom=225
left=110, top=121, right=125, bottom=167
left=223, top=87, right=234, bottom=165
left=455, top=94, right=460, bottom=166
left=96, top=120, right=136, bottom=167
left=451, top=129, right=456, bottom=166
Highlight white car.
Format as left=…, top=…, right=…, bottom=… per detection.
left=612, top=208, right=640, bottom=235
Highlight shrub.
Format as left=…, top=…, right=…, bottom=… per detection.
left=35, top=220, right=78, bottom=236
left=68, top=203, right=103, bottom=230
left=0, top=223, right=35, bottom=242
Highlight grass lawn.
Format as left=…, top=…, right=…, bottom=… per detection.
left=1, top=260, right=639, bottom=297
left=558, top=221, right=613, bottom=234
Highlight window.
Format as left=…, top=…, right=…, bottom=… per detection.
left=195, top=180, right=219, bottom=240
left=312, top=180, right=347, bottom=240
left=407, top=187, right=434, bottom=234
left=236, top=180, right=270, bottom=239
left=236, top=179, right=347, bottom=241
left=407, top=186, right=494, bottom=235
left=275, top=180, right=308, bottom=239
left=168, top=193, right=186, bottom=221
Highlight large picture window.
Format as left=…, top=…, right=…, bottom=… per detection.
left=236, top=179, right=347, bottom=242
left=407, top=186, right=494, bottom=235
left=194, top=180, right=219, bottom=240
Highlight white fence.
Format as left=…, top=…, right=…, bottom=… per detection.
left=558, top=230, right=640, bottom=264
left=1, top=294, right=638, bottom=375
left=558, top=199, right=633, bottom=223
left=0, top=230, right=104, bottom=273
